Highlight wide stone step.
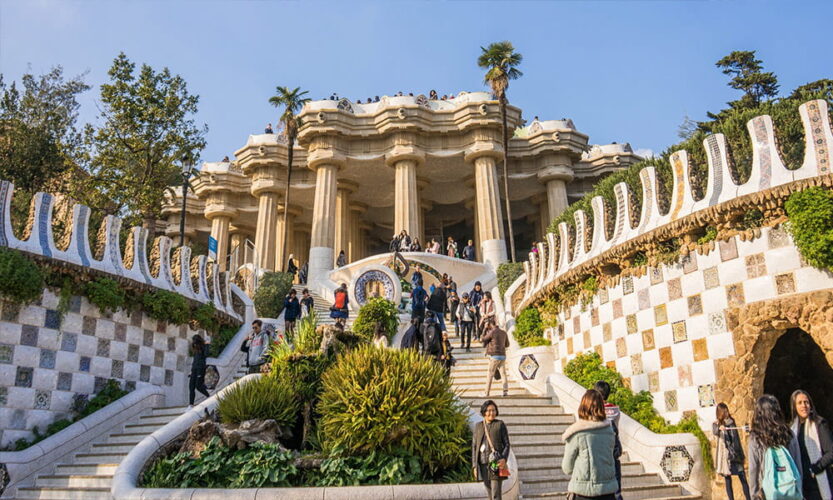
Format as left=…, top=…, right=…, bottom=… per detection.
left=502, top=424, right=571, bottom=436
left=54, top=463, right=119, bottom=475
left=522, top=484, right=683, bottom=500
left=72, top=452, right=128, bottom=464
left=106, top=432, right=147, bottom=444
left=89, top=442, right=138, bottom=454
left=521, top=472, right=662, bottom=494
left=511, top=433, right=563, bottom=445
left=497, top=414, right=574, bottom=426
left=150, top=406, right=188, bottom=417
left=512, top=443, right=565, bottom=455
left=35, top=474, right=113, bottom=488
left=521, top=461, right=645, bottom=479
left=455, top=387, right=529, bottom=397
left=122, top=421, right=166, bottom=433
left=16, top=486, right=111, bottom=499
left=136, top=414, right=180, bottom=425
left=462, top=396, right=555, bottom=407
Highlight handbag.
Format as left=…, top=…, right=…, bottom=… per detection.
left=483, top=422, right=511, bottom=479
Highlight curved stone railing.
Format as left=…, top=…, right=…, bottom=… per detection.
left=0, top=385, right=165, bottom=498
left=113, top=373, right=519, bottom=500
left=517, top=99, right=832, bottom=309
left=0, top=180, right=243, bottom=321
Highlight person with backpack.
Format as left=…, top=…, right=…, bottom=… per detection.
left=471, top=400, right=511, bottom=500
left=427, top=283, right=448, bottom=333
left=411, top=279, right=428, bottom=325
left=400, top=317, right=422, bottom=350
left=482, top=317, right=509, bottom=398
left=562, top=390, right=619, bottom=500
left=789, top=390, right=833, bottom=500
left=283, top=289, right=301, bottom=335
left=411, top=265, right=423, bottom=288
left=457, top=292, right=477, bottom=351
left=188, top=335, right=210, bottom=407
left=594, top=381, right=623, bottom=500
left=748, top=394, right=802, bottom=500
left=713, top=402, right=752, bottom=500
left=421, top=311, right=442, bottom=358
left=330, top=283, right=349, bottom=327
left=437, top=331, right=455, bottom=375
left=300, top=288, right=314, bottom=318
left=469, top=281, right=484, bottom=340
left=242, top=319, right=272, bottom=374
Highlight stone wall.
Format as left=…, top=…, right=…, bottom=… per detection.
left=0, top=288, right=214, bottom=448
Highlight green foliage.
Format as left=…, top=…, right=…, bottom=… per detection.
left=351, top=297, right=399, bottom=342
left=192, top=303, right=218, bottom=333
left=217, top=375, right=299, bottom=427
left=0, top=247, right=44, bottom=304
left=253, top=272, right=294, bottom=319
left=84, top=277, right=125, bottom=314
left=81, top=52, right=207, bottom=226
left=714, top=50, right=779, bottom=111
left=538, top=297, right=560, bottom=328
left=785, top=187, right=833, bottom=269
left=632, top=252, right=648, bottom=267
left=317, top=345, right=469, bottom=474
left=315, top=448, right=423, bottom=486
left=697, top=226, right=718, bottom=245
left=581, top=276, right=598, bottom=294
left=77, top=379, right=130, bottom=419
left=564, top=352, right=714, bottom=476
left=514, top=307, right=549, bottom=348
left=142, top=289, right=189, bottom=325
left=291, top=311, right=322, bottom=354
left=209, top=323, right=240, bottom=358
left=497, top=261, right=524, bottom=296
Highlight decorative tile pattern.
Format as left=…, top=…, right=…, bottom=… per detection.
left=672, top=321, right=688, bottom=343
left=692, top=338, right=709, bottom=361
left=127, top=344, right=140, bottom=362
left=654, top=305, right=668, bottom=326
left=82, top=316, right=96, bottom=335
left=622, top=276, right=634, bottom=295
left=775, top=273, right=796, bottom=295
left=667, top=278, right=682, bottom=301
left=599, top=288, right=609, bottom=305
left=111, top=360, right=124, bottom=378
left=768, top=226, right=790, bottom=249
left=0, top=343, right=13, bottom=363
left=626, top=315, right=638, bottom=334
left=638, top=289, right=651, bottom=310
left=96, top=338, right=111, bottom=357
left=153, top=350, right=164, bottom=367
left=631, top=353, right=643, bottom=375
left=642, top=329, right=655, bottom=351
left=650, top=266, right=663, bottom=285
left=659, top=347, right=673, bottom=369
left=661, top=445, right=694, bottom=482
left=719, top=238, right=739, bottom=262
left=68, top=295, right=82, bottom=313
left=583, top=331, right=591, bottom=350
left=164, top=369, right=174, bottom=386
left=130, top=311, right=142, bottom=327
left=142, top=329, right=154, bottom=347
left=612, top=299, right=623, bottom=319
left=678, top=364, right=692, bottom=386
left=726, top=284, right=746, bottom=307
left=704, top=267, right=720, bottom=289
left=745, top=253, right=767, bottom=279
left=60, top=332, right=77, bottom=352
left=57, top=372, right=73, bottom=391
left=44, top=310, right=61, bottom=329
left=698, top=384, right=716, bottom=407
left=15, top=366, right=33, bottom=387
left=114, top=324, right=127, bottom=342
left=519, top=354, right=540, bottom=380
left=572, top=316, right=580, bottom=334
left=34, top=390, right=51, bottom=410
left=79, top=356, right=91, bottom=372
left=156, top=320, right=166, bottom=333
left=682, top=254, right=698, bottom=274
left=664, top=390, right=678, bottom=411
left=94, top=377, right=107, bottom=393
left=20, top=325, right=38, bottom=346
left=616, top=337, right=627, bottom=358
left=603, top=323, right=612, bottom=342
left=39, top=349, right=56, bottom=369
left=648, top=372, right=660, bottom=392
left=167, top=337, right=176, bottom=352
left=0, top=386, right=7, bottom=405
left=687, top=295, right=703, bottom=316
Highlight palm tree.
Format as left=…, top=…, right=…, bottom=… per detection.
left=478, top=41, right=523, bottom=263
left=269, top=86, right=310, bottom=271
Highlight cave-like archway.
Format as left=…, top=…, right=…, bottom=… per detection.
left=763, top=328, right=833, bottom=420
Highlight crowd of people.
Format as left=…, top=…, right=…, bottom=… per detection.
left=388, top=230, right=477, bottom=261
left=323, top=90, right=462, bottom=104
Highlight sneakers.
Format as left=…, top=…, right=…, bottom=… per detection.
left=502, top=390, right=509, bottom=397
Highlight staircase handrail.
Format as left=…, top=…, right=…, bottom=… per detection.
left=205, top=283, right=256, bottom=391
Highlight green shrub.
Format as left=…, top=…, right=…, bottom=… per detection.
left=84, top=277, right=126, bottom=314
left=78, top=379, right=129, bottom=419
left=351, top=297, right=399, bottom=342
left=192, top=303, right=218, bottom=333
left=564, top=352, right=714, bottom=476
left=317, top=345, right=469, bottom=474
left=314, top=448, right=423, bottom=486
left=785, top=187, right=833, bottom=269
left=0, top=247, right=43, bottom=304
left=291, top=312, right=321, bottom=354
left=142, top=289, right=190, bottom=325
left=217, top=375, right=299, bottom=427
left=497, top=261, right=524, bottom=296
left=253, top=272, right=294, bottom=318
left=209, top=323, right=240, bottom=357
left=697, top=226, right=718, bottom=245
left=514, top=307, right=549, bottom=348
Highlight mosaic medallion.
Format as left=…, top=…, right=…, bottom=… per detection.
left=354, top=269, right=396, bottom=306
left=518, top=354, right=540, bottom=380
left=660, top=445, right=695, bottom=482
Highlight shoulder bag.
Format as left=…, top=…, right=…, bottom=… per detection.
left=483, top=421, right=511, bottom=478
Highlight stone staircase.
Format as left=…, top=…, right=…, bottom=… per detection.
left=291, top=284, right=351, bottom=327
left=444, top=323, right=691, bottom=500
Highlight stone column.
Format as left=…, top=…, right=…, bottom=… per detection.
left=275, top=204, right=301, bottom=271
left=349, top=202, right=367, bottom=262
left=468, top=153, right=507, bottom=268
left=229, top=232, right=245, bottom=273
left=204, top=191, right=237, bottom=272
left=308, top=161, right=341, bottom=284
left=209, top=215, right=231, bottom=271
left=386, top=142, right=424, bottom=244
left=334, top=180, right=357, bottom=266
left=253, top=192, right=280, bottom=270
left=538, top=166, right=574, bottom=223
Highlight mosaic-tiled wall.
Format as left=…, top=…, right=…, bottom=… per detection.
left=0, top=289, right=207, bottom=447
left=548, top=226, right=831, bottom=424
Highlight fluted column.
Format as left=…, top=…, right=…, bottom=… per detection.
left=334, top=180, right=357, bottom=266
left=253, top=192, right=280, bottom=270
left=386, top=140, right=424, bottom=245
left=229, top=232, right=244, bottom=273
left=466, top=198, right=481, bottom=263
left=470, top=154, right=507, bottom=268
left=275, top=204, right=301, bottom=271
left=349, top=202, right=367, bottom=262
left=309, top=163, right=340, bottom=283
left=538, top=165, right=574, bottom=223
left=209, top=215, right=231, bottom=271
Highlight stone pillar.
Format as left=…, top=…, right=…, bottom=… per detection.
left=420, top=200, right=432, bottom=250
left=209, top=215, right=231, bottom=271
left=465, top=198, right=481, bottom=263
left=309, top=162, right=341, bottom=284
left=538, top=166, right=574, bottom=223
left=349, top=202, right=367, bottom=262
left=469, top=154, right=507, bottom=268
left=275, top=204, right=301, bottom=271
left=386, top=141, right=424, bottom=245
left=253, top=192, right=280, bottom=270
left=229, top=232, right=245, bottom=273
left=334, top=180, right=357, bottom=266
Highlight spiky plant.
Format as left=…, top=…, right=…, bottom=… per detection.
left=217, top=375, right=299, bottom=427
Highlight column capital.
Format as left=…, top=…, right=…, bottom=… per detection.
left=416, top=176, right=430, bottom=191
left=537, top=165, right=574, bottom=184
left=307, top=150, right=346, bottom=171
left=385, top=144, right=425, bottom=167
left=464, top=143, right=503, bottom=164
left=337, top=179, right=360, bottom=194
left=349, top=201, right=368, bottom=214
left=277, top=203, right=303, bottom=218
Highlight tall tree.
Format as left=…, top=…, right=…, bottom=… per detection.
left=268, top=86, right=310, bottom=271
left=478, top=41, right=523, bottom=263
left=715, top=50, right=779, bottom=109
left=85, top=52, right=206, bottom=229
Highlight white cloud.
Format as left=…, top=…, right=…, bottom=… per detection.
left=635, top=148, right=655, bottom=159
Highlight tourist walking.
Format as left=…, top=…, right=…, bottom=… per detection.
left=748, top=394, right=802, bottom=500
left=284, top=289, right=301, bottom=335
left=330, top=283, right=350, bottom=328
left=482, top=318, right=509, bottom=397
left=427, top=283, right=448, bottom=332
left=188, top=335, right=210, bottom=406
left=463, top=239, right=476, bottom=261
left=411, top=265, right=423, bottom=288
left=595, top=381, right=623, bottom=500
left=336, top=250, right=347, bottom=267
left=713, top=402, right=752, bottom=500
left=242, top=319, right=271, bottom=374
left=562, top=390, right=619, bottom=500
left=421, top=311, right=443, bottom=358
left=286, top=254, right=298, bottom=280
left=472, top=400, right=511, bottom=500
left=411, top=279, right=428, bottom=325
left=448, top=290, right=460, bottom=334
left=438, top=331, right=454, bottom=375
left=448, top=276, right=457, bottom=293
left=300, top=288, right=314, bottom=318
left=470, top=281, right=484, bottom=340
left=447, top=236, right=458, bottom=257
left=789, top=390, right=833, bottom=500
left=479, top=291, right=497, bottom=335
left=456, top=292, right=476, bottom=351
left=298, top=261, right=308, bottom=284
left=400, top=318, right=422, bottom=350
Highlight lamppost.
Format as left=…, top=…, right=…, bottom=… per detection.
left=179, top=155, right=194, bottom=247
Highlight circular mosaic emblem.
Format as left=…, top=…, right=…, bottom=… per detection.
left=351, top=266, right=402, bottom=307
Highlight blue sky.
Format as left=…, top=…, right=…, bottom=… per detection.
left=2, top=0, right=831, bottom=163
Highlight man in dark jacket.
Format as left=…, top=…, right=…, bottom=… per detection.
left=462, top=240, right=476, bottom=261
left=411, top=280, right=428, bottom=325
left=482, top=318, right=509, bottom=397
left=421, top=312, right=442, bottom=357
left=469, top=281, right=484, bottom=340
left=426, top=283, right=448, bottom=332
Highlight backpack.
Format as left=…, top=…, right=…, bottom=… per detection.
left=762, top=446, right=802, bottom=500
left=333, top=290, right=347, bottom=310
left=423, top=322, right=441, bottom=356
left=411, top=288, right=427, bottom=310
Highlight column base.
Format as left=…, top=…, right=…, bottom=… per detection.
left=307, top=246, right=335, bottom=287
left=481, top=239, right=508, bottom=269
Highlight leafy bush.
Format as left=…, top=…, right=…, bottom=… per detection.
left=142, top=289, right=189, bottom=325
left=785, top=187, right=833, bottom=269
left=314, top=448, right=423, bottom=486
left=217, top=375, right=299, bottom=427
left=77, top=379, right=130, bottom=419
left=192, top=303, right=218, bottom=333
left=209, top=323, right=240, bottom=357
left=697, top=226, right=718, bottom=245
left=253, top=272, right=294, bottom=318
left=514, top=307, right=549, bottom=348
left=291, top=312, right=321, bottom=354
left=317, top=345, right=469, bottom=474
left=350, top=297, right=399, bottom=342
left=564, top=352, right=714, bottom=475
left=0, top=247, right=43, bottom=304
left=497, top=261, right=524, bottom=296
left=84, top=277, right=125, bottom=314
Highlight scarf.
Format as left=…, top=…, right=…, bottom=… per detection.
left=792, top=418, right=832, bottom=500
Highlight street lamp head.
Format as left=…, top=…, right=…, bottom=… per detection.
left=181, top=154, right=193, bottom=175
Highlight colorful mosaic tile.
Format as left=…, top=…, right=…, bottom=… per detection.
left=622, top=276, right=634, bottom=295
left=631, top=353, right=643, bottom=375
left=612, top=299, right=623, bottom=319
left=726, top=283, right=746, bottom=307
left=638, top=289, right=651, bottom=310
left=60, top=332, right=77, bottom=352
left=745, top=253, right=767, bottom=279
left=768, top=226, right=790, bottom=249
left=708, top=312, right=727, bottom=336
left=127, top=344, right=140, bottom=362
left=111, top=359, right=124, bottom=378
left=34, top=390, right=51, bottom=410
left=642, top=329, right=655, bottom=351
left=667, top=278, right=682, bottom=301
left=57, top=372, right=73, bottom=391
left=583, top=330, right=591, bottom=349
left=719, top=237, right=739, bottom=261
left=654, top=304, right=668, bottom=326
left=659, top=347, right=673, bottom=369
left=15, top=366, right=33, bottom=387
left=140, top=364, right=151, bottom=382
left=626, top=314, right=638, bottom=334
left=591, top=308, right=599, bottom=327
left=0, top=386, right=7, bottom=405
left=20, top=325, right=38, bottom=346
left=603, top=323, right=612, bottom=342
left=594, top=345, right=603, bottom=358
left=156, top=320, right=166, bottom=333
left=616, top=337, right=627, bottom=358
left=153, top=350, right=164, bottom=367
left=96, top=338, right=111, bottom=357
left=672, top=321, right=688, bottom=343
left=44, top=309, right=61, bottom=329
left=167, top=337, right=176, bottom=352
left=682, top=254, right=698, bottom=274
left=678, top=364, right=692, bottom=386
left=39, top=349, right=56, bottom=369
left=599, top=288, right=609, bottom=304
left=115, top=323, right=127, bottom=342
left=649, top=266, right=663, bottom=285
left=165, top=369, right=174, bottom=386
left=704, top=267, right=720, bottom=290
left=567, top=338, right=574, bottom=354
left=698, top=384, right=716, bottom=407
left=687, top=295, right=703, bottom=316
left=82, top=316, right=96, bottom=335
left=0, top=343, right=13, bottom=363
left=648, top=371, right=660, bottom=392
left=775, top=273, right=796, bottom=295
left=143, top=329, right=154, bottom=347
left=692, top=338, right=709, bottom=361
left=130, top=311, right=142, bottom=327
left=664, top=390, right=679, bottom=411
left=79, top=356, right=91, bottom=372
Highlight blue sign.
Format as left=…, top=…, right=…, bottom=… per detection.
left=208, top=236, right=218, bottom=260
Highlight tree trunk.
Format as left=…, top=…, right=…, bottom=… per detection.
left=281, top=138, right=294, bottom=272
left=500, top=94, right=516, bottom=262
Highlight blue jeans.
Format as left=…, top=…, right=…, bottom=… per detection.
left=433, top=312, right=447, bottom=332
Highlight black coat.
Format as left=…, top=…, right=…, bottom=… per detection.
left=713, top=418, right=745, bottom=464
left=472, top=419, right=510, bottom=470
left=427, top=288, right=447, bottom=314
left=191, top=344, right=209, bottom=375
